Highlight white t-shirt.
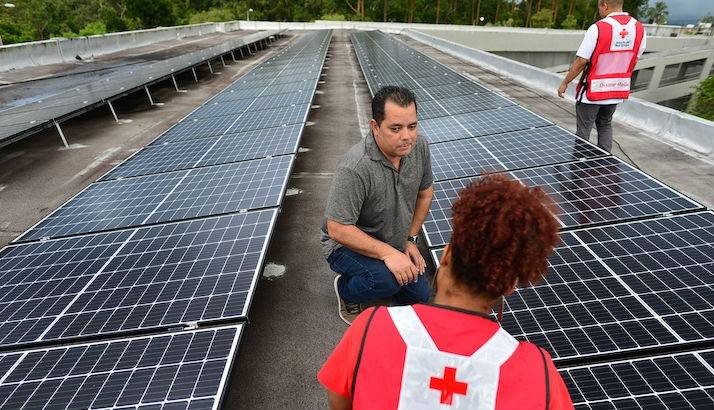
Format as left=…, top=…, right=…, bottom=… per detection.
left=575, top=12, right=647, bottom=105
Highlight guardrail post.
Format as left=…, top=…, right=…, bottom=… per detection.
left=107, top=100, right=120, bottom=123
left=54, top=121, right=70, bottom=148
left=191, top=67, right=199, bottom=83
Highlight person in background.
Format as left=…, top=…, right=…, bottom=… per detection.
left=558, top=0, right=647, bottom=152
left=318, top=174, right=574, bottom=409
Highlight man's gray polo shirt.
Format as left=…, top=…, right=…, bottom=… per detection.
left=321, top=134, right=433, bottom=258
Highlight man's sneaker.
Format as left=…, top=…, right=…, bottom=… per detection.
left=334, top=275, right=363, bottom=325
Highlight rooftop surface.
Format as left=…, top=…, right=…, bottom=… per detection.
left=0, top=29, right=712, bottom=408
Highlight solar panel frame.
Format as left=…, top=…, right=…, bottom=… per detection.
left=1, top=209, right=278, bottom=347
left=17, top=156, right=294, bottom=242
left=0, top=324, right=244, bottom=410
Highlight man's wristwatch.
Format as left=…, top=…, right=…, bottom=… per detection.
left=407, top=235, right=419, bottom=244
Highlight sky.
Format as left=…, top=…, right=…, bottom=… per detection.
left=647, top=0, right=714, bottom=24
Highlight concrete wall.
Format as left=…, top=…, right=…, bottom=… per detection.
left=414, top=27, right=712, bottom=53
left=0, top=23, right=232, bottom=72
left=493, top=51, right=576, bottom=69
left=402, top=28, right=714, bottom=163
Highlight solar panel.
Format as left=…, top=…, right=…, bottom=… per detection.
left=511, top=157, right=703, bottom=229
left=562, top=349, right=714, bottom=409
left=19, top=156, right=293, bottom=241
left=159, top=115, right=241, bottom=142
left=430, top=212, right=714, bottom=360
left=429, top=126, right=608, bottom=181
left=190, top=90, right=312, bottom=120
left=414, top=82, right=490, bottom=101
left=105, top=125, right=303, bottom=180
left=428, top=233, right=681, bottom=362
left=0, top=210, right=276, bottom=346
left=423, top=157, right=702, bottom=247
left=212, top=81, right=313, bottom=103
left=431, top=92, right=514, bottom=115
left=153, top=104, right=308, bottom=145
left=418, top=116, right=471, bottom=144
left=575, top=212, right=714, bottom=343
left=453, top=106, right=552, bottom=138
left=429, top=138, right=507, bottom=181
left=0, top=325, right=243, bottom=409
left=225, top=105, right=309, bottom=134
left=478, top=126, right=609, bottom=171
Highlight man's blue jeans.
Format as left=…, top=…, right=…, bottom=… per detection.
left=327, top=246, right=431, bottom=305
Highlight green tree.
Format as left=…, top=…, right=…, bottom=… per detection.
left=643, top=0, right=668, bottom=25
left=686, top=76, right=714, bottom=122
left=125, top=0, right=178, bottom=27
left=188, top=7, right=236, bottom=23
left=530, top=8, right=553, bottom=28
left=560, top=13, right=577, bottom=29
left=79, top=21, right=108, bottom=36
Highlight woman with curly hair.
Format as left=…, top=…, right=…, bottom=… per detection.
left=318, top=174, right=574, bottom=409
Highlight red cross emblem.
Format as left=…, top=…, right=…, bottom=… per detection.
left=429, top=366, right=468, bottom=405
left=619, top=28, right=629, bottom=39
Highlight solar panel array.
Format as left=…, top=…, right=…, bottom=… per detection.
left=0, top=30, right=332, bottom=408
left=0, top=31, right=283, bottom=148
left=352, top=30, right=713, bottom=409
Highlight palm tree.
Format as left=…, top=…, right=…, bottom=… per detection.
left=645, top=1, right=669, bottom=25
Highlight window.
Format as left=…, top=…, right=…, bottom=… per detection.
left=631, top=68, right=654, bottom=92
left=660, top=59, right=706, bottom=86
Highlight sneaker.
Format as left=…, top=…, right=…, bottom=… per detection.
left=334, top=275, right=363, bottom=325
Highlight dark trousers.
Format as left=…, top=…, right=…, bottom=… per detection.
left=576, top=102, right=618, bottom=153
left=327, top=246, right=431, bottom=305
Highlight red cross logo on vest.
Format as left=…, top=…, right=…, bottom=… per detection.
left=429, top=366, right=469, bottom=405
left=619, top=28, right=629, bottom=39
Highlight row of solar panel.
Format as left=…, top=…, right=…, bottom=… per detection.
left=351, top=31, right=714, bottom=409
left=0, top=30, right=332, bottom=409
left=0, top=31, right=282, bottom=145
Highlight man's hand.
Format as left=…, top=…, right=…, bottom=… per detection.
left=558, top=82, right=568, bottom=98
left=404, top=242, right=426, bottom=275
left=383, top=251, right=418, bottom=286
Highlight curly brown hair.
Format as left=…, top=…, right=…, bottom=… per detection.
left=450, top=174, right=560, bottom=299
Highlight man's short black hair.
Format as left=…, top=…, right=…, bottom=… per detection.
left=371, top=86, right=417, bottom=125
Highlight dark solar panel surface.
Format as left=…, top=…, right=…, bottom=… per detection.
left=563, top=349, right=714, bottom=409
left=20, top=156, right=292, bottom=241
left=423, top=157, right=702, bottom=247
left=102, top=125, right=302, bottom=180
left=0, top=325, right=242, bottom=409
left=0, top=210, right=276, bottom=346
left=429, top=126, right=609, bottom=181
left=429, top=212, right=714, bottom=361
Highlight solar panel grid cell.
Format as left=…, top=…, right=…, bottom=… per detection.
left=0, top=325, right=241, bottom=409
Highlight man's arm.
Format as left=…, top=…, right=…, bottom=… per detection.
left=557, top=56, right=589, bottom=98
left=327, top=220, right=419, bottom=285
left=404, top=186, right=434, bottom=274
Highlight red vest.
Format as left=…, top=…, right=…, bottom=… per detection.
left=577, top=14, right=644, bottom=101
left=352, top=305, right=549, bottom=409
